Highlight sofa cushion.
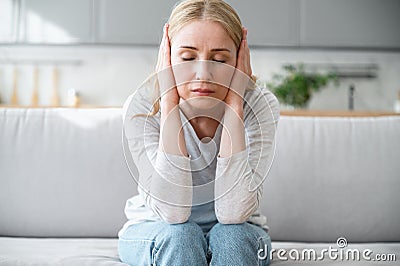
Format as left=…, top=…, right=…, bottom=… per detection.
left=261, top=116, right=400, bottom=242
left=0, top=237, right=127, bottom=266
left=0, top=108, right=135, bottom=237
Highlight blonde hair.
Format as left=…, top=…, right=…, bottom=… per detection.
left=144, top=0, right=247, bottom=117
left=168, top=0, right=243, bottom=49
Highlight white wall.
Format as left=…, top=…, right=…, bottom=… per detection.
left=0, top=45, right=399, bottom=111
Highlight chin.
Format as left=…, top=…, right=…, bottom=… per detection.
left=192, top=96, right=221, bottom=108
left=179, top=96, right=225, bottom=118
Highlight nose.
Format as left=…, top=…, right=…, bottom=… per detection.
left=195, top=60, right=212, bottom=81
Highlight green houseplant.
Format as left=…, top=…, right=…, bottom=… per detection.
left=267, top=64, right=339, bottom=109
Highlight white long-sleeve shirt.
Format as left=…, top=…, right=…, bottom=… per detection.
left=118, top=75, right=279, bottom=237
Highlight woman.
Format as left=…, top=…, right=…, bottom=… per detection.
left=119, top=0, right=279, bottom=265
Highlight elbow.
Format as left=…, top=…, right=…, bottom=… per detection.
left=161, top=208, right=191, bottom=224
left=164, top=215, right=190, bottom=225
left=148, top=192, right=192, bottom=224
left=216, top=212, right=248, bottom=225
left=215, top=200, right=258, bottom=225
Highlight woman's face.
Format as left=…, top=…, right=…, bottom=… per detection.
left=170, top=20, right=238, bottom=105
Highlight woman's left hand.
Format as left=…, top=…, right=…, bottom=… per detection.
left=224, top=27, right=252, bottom=110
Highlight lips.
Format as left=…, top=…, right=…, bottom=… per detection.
left=191, top=88, right=214, bottom=96
left=191, top=88, right=214, bottom=93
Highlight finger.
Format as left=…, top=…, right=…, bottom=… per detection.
left=237, top=36, right=246, bottom=69
left=163, top=24, right=171, bottom=67
left=243, top=27, right=248, bottom=41
left=160, top=24, right=172, bottom=71
left=244, top=39, right=251, bottom=75
left=157, top=23, right=176, bottom=94
left=161, top=24, right=168, bottom=50
left=157, top=24, right=169, bottom=71
left=238, top=45, right=249, bottom=75
left=242, top=27, right=252, bottom=76
left=162, top=23, right=169, bottom=46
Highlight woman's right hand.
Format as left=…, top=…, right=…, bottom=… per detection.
left=157, top=24, right=188, bottom=158
left=157, top=23, right=180, bottom=107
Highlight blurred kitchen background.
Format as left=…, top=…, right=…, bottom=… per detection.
left=0, top=0, right=399, bottom=111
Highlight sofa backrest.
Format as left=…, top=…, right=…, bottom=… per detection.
left=0, top=108, right=134, bottom=237
left=1, top=108, right=399, bottom=242
left=262, top=115, right=400, bottom=242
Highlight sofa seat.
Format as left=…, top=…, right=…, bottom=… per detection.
left=0, top=237, right=127, bottom=266
left=1, top=237, right=398, bottom=266
left=270, top=241, right=399, bottom=265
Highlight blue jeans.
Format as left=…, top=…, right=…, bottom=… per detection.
left=118, top=221, right=271, bottom=266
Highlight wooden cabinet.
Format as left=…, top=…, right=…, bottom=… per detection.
left=1, top=0, right=399, bottom=48
left=96, top=0, right=176, bottom=44
left=300, top=0, right=400, bottom=48
left=226, top=0, right=300, bottom=46
left=18, top=0, right=93, bottom=43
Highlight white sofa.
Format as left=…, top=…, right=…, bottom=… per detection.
left=0, top=107, right=399, bottom=266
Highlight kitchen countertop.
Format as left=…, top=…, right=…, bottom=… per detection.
left=1, top=105, right=400, bottom=117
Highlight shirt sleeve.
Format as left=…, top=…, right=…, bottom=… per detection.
left=122, top=90, right=192, bottom=224
left=215, top=88, right=280, bottom=224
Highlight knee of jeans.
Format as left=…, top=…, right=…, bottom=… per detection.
left=210, top=222, right=247, bottom=234
left=209, top=223, right=259, bottom=242
left=163, top=221, right=204, bottom=242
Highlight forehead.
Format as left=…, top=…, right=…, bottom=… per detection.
left=171, top=20, right=236, bottom=50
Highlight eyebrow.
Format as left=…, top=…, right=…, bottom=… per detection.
left=179, top=46, right=231, bottom=52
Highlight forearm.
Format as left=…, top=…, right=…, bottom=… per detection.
left=159, top=101, right=188, bottom=157
left=146, top=150, right=192, bottom=224
left=219, top=104, right=245, bottom=158
left=144, top=101, right=192, bottom=224
left=215, top=150, right=260, bottom=224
